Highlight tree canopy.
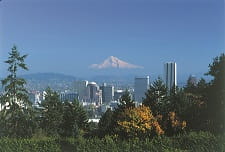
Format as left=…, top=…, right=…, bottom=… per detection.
left=142, top=77, right=168, bottom=115
left=0, top=46, right=36, bottom=137
left=205, top=53, right=225, bottom=133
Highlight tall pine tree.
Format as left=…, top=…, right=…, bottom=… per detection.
left=143, top=77, right=168, bottom=115
left=0, top=46, right=36, bottom=137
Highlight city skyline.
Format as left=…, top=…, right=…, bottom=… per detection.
left=0, top=0, right=224, bottom=78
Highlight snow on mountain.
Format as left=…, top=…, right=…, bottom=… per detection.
left=90, top=56, right=143, bottom=69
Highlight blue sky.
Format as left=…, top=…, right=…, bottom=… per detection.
left=0, top=0, right=224, bottom=79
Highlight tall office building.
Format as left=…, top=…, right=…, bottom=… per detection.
left=74, top=80, right=88, bottom=101
left=87, top=82, right=102, bottom=105
left=87, top=82, right=98, bottom=102
left=101, top=83, right=114, bottom=103
left=164, top=62, right=177, bottom=90
left=134, top=76, right=149, bottom=102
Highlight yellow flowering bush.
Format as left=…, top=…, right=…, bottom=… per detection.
left=117, top=106, right=164, bottom=138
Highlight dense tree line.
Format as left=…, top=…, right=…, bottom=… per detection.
left=0, top=46, right=88, bottom=138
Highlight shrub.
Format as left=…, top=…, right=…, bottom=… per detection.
left=63, top=132, right=224, bottom=152
left=0, top=131, right=223, bottom=152
left=0, top=137, right=60, bottom=152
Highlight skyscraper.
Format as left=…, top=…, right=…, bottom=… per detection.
left=134, top=76, right=149, bottom=102
left=164, top=62, right=177, bottom=90
left=87, top=82, right=102, bottom=105
left=74, top=80, right=88, bottom=102
left=100, top=83, right=114, bottom=103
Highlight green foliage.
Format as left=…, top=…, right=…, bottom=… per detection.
left=117, top=90, right=135, bottom=110
left=142, top=78, right=189, bottom=136
left=98, top=90, right=135, bottom=137
left=182, top=54, right=225, bottom=133
left=59, top=131, right=224, bottom=152
left=142, top=75, right=212, bottom=134
left=40, top=88, right=88, bottom=137
left=0, top=132, right=221, bottom=152
left=196, top=78, right=209, bottom=97
left=61, top=100, right=88, bottom=137
left=1, top=46, right=29, bottom=105
left=181, top=77, right=209, bottom=132
left=0, top=137, right=60, bottom=152
left=85, top=104, right=96, bottom=119
left=181, top=95, right=206, bottom=131
left=143, top=77, right=168, bottom=115
left=0, top=46, right=36, bottom=137
left=177, top=53, right=225, bottom=134
left=40, top=88, right=63, bottom=136
left=205, top=53, right=225, bottom=133
left=173, top=131, right=224, bottom=151
left=98, top=108, right=114, bottom=137
left=184, top=75, right=197, bottom=94
left=206, top=53, right=225, bottom=84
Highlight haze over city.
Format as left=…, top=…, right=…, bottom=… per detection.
left=0, top=0, right=224, bottom=80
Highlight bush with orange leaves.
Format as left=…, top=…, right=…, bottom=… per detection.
left=117, top=105, right=164, bottom=138
left=164, top=112, right=186, bottom=136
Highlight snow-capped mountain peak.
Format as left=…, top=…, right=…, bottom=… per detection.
left=90, top=56, right=143, bottom=69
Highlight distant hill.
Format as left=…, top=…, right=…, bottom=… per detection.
left=21, top=73, right=78, bottom=92
left=21, top=73, right=77, bottom=81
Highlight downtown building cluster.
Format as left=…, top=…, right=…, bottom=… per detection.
left=25, top=62, right=178, bottom=120
left=28, top=62, right=178, bottom=105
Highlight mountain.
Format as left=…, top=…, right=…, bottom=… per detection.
left=90, top=56, right=143, bottom=69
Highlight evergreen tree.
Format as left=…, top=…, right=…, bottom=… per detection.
left=181, top=77, right=209, bottom=131
left=0, top=46, right=36, bottom=137
left=205, top=53, right=225, bottom=133
left=61, top=100, right=88, bottom=137
left=98, top=90, right=135, bottom=137
left=117, top=90, right=135, bottom=110
left=98, top=108, right=114, bottom=137
left=168, top=88, right=186, bottom=115
left=184, top=75, right=197, bottom=94
left=40, top=88, right=63, bottom=136
left=143, top=77, right=168, bottom=115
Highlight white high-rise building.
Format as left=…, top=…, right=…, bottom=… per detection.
left=134, top=76, right=149, bottom=102
left=164, top=62, right=177, bottom=90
